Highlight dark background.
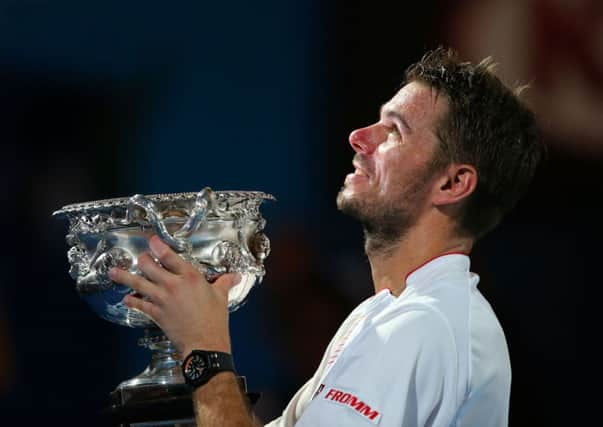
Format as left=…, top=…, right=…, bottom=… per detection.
left=1, top=0, right=595, bottom=425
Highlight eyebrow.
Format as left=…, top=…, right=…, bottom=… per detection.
left=380, top=104, right=412, bottom=132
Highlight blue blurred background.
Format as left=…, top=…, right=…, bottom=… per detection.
left=2, top=0, right=596, bottom=425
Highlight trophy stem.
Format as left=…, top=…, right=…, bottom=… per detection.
left=121, top=330, right=184, bottom=389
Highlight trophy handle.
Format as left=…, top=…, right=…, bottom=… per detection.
left=120, top=187, right=218, bottom=253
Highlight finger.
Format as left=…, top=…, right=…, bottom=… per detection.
left=149, top=235, right=188, bottom=274
left=137, top=252, right=177, bottom=285
left=213, top=273, right=242, bottom=298
left=109, top=267, right=161, bottom=301
left=123, top=294, right=160, bottom=322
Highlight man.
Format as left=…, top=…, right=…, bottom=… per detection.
left=109, top=47, right=544, bottom=426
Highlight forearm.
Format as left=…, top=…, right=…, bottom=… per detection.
left=193, top=371, right=263, bottom=427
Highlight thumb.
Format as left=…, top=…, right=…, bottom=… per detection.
left=213, top=272, right=242, bottom=298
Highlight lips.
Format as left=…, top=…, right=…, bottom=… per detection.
left=353, top=167, right=368, bottom=177
left=352, top=159, right=371, bottom=178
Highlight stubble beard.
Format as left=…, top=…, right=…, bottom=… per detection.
left=336, top=173, right=433, bottom=259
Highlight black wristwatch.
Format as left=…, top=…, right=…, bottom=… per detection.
left=181, top=350, right=236, bottom=389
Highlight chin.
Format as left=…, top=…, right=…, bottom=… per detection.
left=336, top=186, right=349, bottom=210
left=336, top=186, right=369, bottom=217
left=336, top=185, right=355, bottom=208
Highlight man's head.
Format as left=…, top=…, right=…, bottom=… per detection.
left=337, top=47, right=545, bottom=253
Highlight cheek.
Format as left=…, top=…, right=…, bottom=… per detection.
left=376, top=159, right=405, bottom=195
left=377, top=154, right=427, bottom=195
left=374, top=138, right=402, bottom=190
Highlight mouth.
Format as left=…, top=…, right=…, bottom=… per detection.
left=352, top=161, right=370, bottom=178
left=344, top=160, right=371, bottom=187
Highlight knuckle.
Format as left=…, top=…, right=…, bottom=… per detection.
left=127, top=295, right=141, bottom=309
left=132, top=276, right=148, bottom=292
left=183, top=270, right=199, bottom=284
left=138, top=252, right=152, bottom=265
left=149, top=305, right=162, bottom=322
left=218, top=273, right=236, bottom=287
left=151, top=290, right=164, bottom=305
left=163, top=280, right=177, bottom=293
left=157, top=249, right=170, bottom=263
left=131, top=274, right=144, bottom=288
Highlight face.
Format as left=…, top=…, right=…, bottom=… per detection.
left=336, top=81, right=448, bottom=251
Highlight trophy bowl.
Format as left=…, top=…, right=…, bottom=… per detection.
left=53, top=187, right=274, bottom=424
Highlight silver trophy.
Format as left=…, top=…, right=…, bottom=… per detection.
left=53, top=187, right=274, bottom=425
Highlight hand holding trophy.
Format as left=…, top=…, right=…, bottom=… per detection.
left=109, top=235, right=241, bottom=356
left=53, top=187, right=274, bottom=425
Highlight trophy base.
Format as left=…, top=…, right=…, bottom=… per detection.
left=102, top=332, right=259, bottom=426
left=104, top=382, right=194, bottom=426
left=102, top=376, right=260, bottom=426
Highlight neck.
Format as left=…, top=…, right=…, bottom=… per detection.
left=366, top=219, right=473, bottom=296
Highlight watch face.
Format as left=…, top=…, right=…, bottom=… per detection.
left=184, top=353, right=207, bottom=381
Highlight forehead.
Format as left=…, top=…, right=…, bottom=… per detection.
left=383, top=81, right=448, bottom=129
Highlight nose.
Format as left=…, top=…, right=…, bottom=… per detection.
left=348, top=124, right=381, bottom=154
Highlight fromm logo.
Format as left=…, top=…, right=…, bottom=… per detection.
left=324, top=387, right=381, bottom=423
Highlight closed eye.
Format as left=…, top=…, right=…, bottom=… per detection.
left=384, top=124, right=402, bottom=143
left=379, top=105, right=412, bottom=134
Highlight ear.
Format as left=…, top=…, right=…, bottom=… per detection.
left=432, top=163, right=477, bottom=207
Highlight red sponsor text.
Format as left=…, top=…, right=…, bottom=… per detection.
left=324, top=387, right=380, bottom=421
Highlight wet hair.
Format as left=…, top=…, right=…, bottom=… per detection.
left=405, top=47, right=546, bottom=239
